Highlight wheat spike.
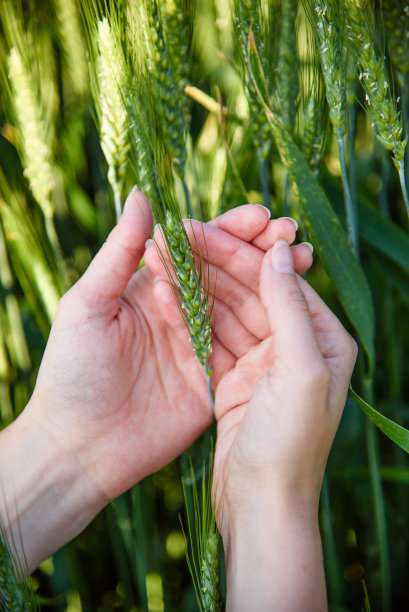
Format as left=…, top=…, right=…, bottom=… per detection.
left=7, top=47, right=55, bottom=219
left=55, top=0, right=88, bottom=97
left=302, top=95, right=325, bottom=175
left=345, top=0, right=406, bottom=168
left=146, top=1, right=191, bottom=177
left=382, top=0, right=409, bottom=86
left=309, top=0, right=347, bottom=134
left=234, top=0, right=271, bottom=157
left=200, top=531, right=222, bottom=612
left=277, top=0, right=299, bottom=132
left=164, top=211, right=213, bottom=375
left=97, top=18, right=130, bottom=220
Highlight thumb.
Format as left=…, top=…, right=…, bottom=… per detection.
left=260, top=239, right=322, bottom=368
left=75, top=189, right=153, bottom=315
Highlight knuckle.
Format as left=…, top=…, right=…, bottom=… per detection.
left=282, top=285, right=309, bottom=313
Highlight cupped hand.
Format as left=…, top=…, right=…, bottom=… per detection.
left=213, top=239, right=358, bottom=539
left=24, top=191, right=312, bottom=509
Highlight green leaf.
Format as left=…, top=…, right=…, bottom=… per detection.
left=350, top=387, right=409, bottom=454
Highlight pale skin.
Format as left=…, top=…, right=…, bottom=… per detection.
left=0, top=189, right=356, bottom=610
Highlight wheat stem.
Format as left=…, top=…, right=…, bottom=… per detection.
left=182, top=178, right=193, bottom=218
left=398, top=161, right=409, bottom=220
left=206, top=370, right=214, bottom=410
left=336, top=128, right=358, bottom=255
left=257, top=149, right=272, bottom=214
left=113, top=187, right=122, bottom=223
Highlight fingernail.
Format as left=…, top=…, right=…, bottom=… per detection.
left=301, top=241, right=314, bottom=254
left=145, top=238, right=153, bottom=249
left=281, top=216, right=298, bottom=231
left=272, top=239, right=294, bottom=273
left=123, top=185, right=139, bottom=213
left=154, top=276, right=163, bottom=284
left=255, top=204, right=272, bottom=219
left=153, top=223, right=162, bottom=234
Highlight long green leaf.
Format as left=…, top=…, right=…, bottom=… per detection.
left=247, top=35, right=375, bottom=371
left=350, top=387, right=409, bottom=454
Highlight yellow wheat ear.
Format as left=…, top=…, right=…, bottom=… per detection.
left=97, top=18, right=130, bottom=222
left=7, top=47, right=55, bottom=220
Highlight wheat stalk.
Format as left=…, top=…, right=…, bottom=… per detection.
left=97, top=18, right=130, bottom=222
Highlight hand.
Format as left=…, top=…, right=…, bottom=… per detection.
left=0, top=191, right=312, bottom=570
left=213, top=240, right=357, bottom=612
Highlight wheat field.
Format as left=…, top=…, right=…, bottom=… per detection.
left=0, top=0, right=409, bottom=610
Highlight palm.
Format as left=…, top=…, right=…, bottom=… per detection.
left=31, top=266, right=215, bottom=500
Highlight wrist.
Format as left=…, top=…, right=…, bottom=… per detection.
left=0, top=406, right=106, bottom=572
left=221, top=493, right=326, bottom=612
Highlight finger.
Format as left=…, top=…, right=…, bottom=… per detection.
left=75, top=190, right=153, bottom=317
left=251, top=217, right=298, bottom=250
left=291, top=243, right=314, bottom=276
left=146, top=246, right=270, bottom=339
left=207, top=204, right=271, bottom=241
left=154, top=278, right=258, bottom=358
left=260, top=240, right=323, bottom=370
left=153, top=279, right=237, bottom=388
left=296, top=276, right=358, bottom=385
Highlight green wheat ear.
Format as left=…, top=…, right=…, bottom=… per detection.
left=163, top=211, right=213, bottom=377
left=344, top=0, right=406, bottom=167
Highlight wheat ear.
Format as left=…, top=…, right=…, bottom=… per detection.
left=164, top=211, right=213, bottom=377
left=345, top=0, right=409, bottom=217
left=306, top=0, right=359, bottom=251
left=55, top=0, right=88, bottom=97
left=7, top=46, right=67, bottom=280
left=200, top=532, right=221, bottom=612
left=97, top=18, right=130, bottom=222
left=7, top=47, right=55, bottom=220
